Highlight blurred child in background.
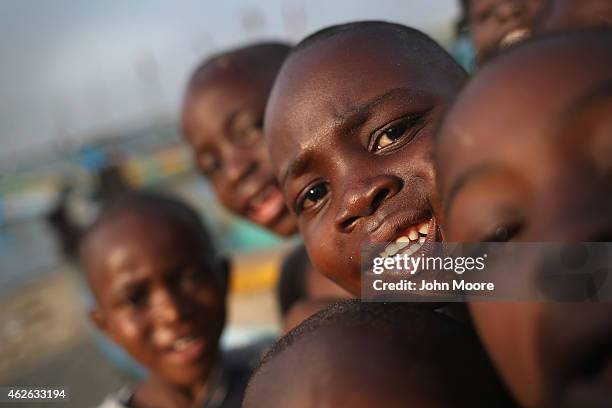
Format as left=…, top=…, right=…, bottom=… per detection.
left=465, top=0, right=546, bottom=63
left=182, top=42, right=294, bottom=237
left=82, top=193, right=257, bottom=408
left=182, top=42, right=348, bottom=328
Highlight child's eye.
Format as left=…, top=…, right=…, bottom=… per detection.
left=376, top=123, right=408, bottom=149
left=197, top=152, right=221, bottom=175
left=124, top=287, right=148, bottom=307
left=482, top=222, right=524, bottom=242
left=371, top=115, right=424, bottom=152
left=297, top=182, right=330, bottom=214
left=178, top=267, right=206, bottom=290
left=235, top=126, right=262, bottom=146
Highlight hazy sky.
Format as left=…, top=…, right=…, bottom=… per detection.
left=0, top=0, right=458, bottom=164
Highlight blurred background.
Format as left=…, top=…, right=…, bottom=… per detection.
left=0, top=1, right=462, bottom=406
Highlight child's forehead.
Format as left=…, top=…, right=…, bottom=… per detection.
left=442, top=36, right=612, bottom=148
left=284, top=29, right=448, bottom=89
left=267, top=30, right=459, bottom=167
left=86, top=212, right=201, bottom=261
left=190, top=64, right=260, bottom=100
left=438, top=34, right=612, bottom=196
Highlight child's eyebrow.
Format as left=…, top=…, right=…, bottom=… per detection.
left=108, top=273, right=147, bottom=295
left=280, top=87, right=431, bottom=188
left=281, top=150, right=316, bottom=189
left=225, top=106, right=250, bottom=131
left=444, top=163, right=507, bottom=216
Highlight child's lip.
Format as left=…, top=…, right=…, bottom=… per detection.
left=366, top=210, right=438, bottom=245
left=163, top=334, right=208, bottom=364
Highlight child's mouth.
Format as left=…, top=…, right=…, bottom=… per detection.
left=246, top=184, right=287, bottom=226
left=165, top=334, right=207, bottom=364
left=377, top=217, right=435, bottom=260
left=499, top=28, right=531, bottom=49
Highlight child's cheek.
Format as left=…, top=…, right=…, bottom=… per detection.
left=109, top=311, right=151, bottom=355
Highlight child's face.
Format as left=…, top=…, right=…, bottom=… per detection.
left=539, top=0, right=612, bottom=32
left=437, top=39, right=612, bottom=406
left=265, top=28, right=465, bottom=295
left=469, top=0, right=545, bottom=61
left=183, top=67, right=297, bottom=236
left=85, top=214, right=226, bottom=388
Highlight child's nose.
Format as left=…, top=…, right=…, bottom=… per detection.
left=150, top=289, right=183, bottom=324
left=335, top=175, right=401, bottom=233
left=223, top=152, right=258, bottom=188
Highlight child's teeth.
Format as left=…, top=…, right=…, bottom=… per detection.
left=408, top=229, right=419, bottom=241
left=395, top=236, right=410, bottom=249
left=173, top=336, right=193, bottom=351
left=377, top=222, right=432, bottom=263
left=386, top=243, right=400, bottom=256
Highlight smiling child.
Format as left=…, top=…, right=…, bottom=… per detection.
left=436, top=28, right=612, bottom=407
left=82, top=193, right=252, bottom=408
left=182, top=42, right=296, bottom=236
left=264, top=21, right=467, bottom=296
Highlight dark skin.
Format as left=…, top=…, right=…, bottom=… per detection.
left=436, top=33, right=612, bottom=407
left=183, top=55, right=297, bottom=237
left=244, top=315, right=512, bottom=407
left=538, top=0, right=612, bottom=32
left=265, top=25, right=466, bottom=296
left=83, top=212, right=227, bottom=408
left=469, top=0, right=545, bottom=62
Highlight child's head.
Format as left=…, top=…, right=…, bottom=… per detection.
left=81, top=193, right=228, bottom=389
left=264, top=21, right=467, bottom=296
left=436, top=29, right=612, bottom=406
left=467, top=0, right=546, bottom=62
left=182, top=42, right=297, bottom=236
left=243, top=300, right=513, bottom=408
left=537, top=0, right=612, bottom=32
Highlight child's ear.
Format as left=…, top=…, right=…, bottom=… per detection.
left=89, top=308, right=108, bottom=333
left=219, top=256, right=231, bottom=297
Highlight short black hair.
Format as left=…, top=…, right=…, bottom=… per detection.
left=292, top=20, right=443, bottom=56
left=246, top=300, right=515, bottom=407
left=81, top=191, right=218, bottom=265
left=254, top=300, right=468, bottom=374
left=283, top=21, right=467, bottom=99
left=188, top=41, right=291, bottom=91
